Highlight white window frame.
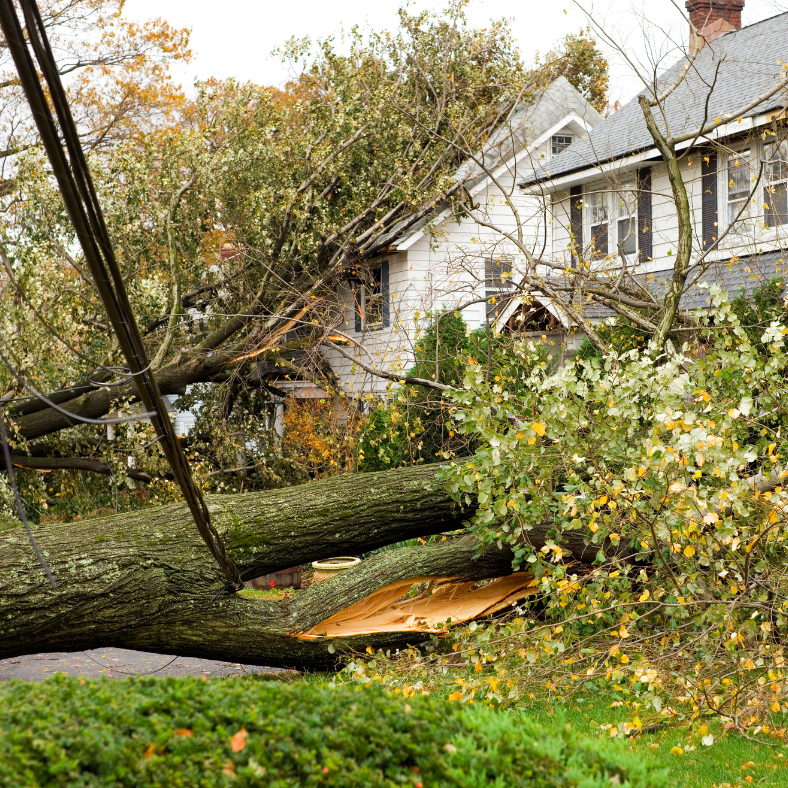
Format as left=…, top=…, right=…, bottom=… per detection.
left=583, top=181, right=639, bottom=259
left=717, top=135, right=788, bottom=240
left=551, top=134, right=574, bottom=156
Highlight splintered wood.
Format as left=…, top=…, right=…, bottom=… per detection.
left=295, top=573, right=536, bottom=639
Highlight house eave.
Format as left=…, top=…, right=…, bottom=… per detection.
left=519, top=108, right=782, bottom=193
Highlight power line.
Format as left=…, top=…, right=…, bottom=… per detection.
left=0, top=0, right=243, bottom=591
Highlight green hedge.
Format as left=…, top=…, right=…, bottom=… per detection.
left=0, top=675, right=666, bottom=787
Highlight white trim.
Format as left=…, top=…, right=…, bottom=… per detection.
left=521, top=110, right=782, bottom=194
left=392, top=111, right=596, bottom=251
left=493, top=291, right=572, bottom=331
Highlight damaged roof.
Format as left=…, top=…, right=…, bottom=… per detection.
left=374, top=77, right=603, bottom=250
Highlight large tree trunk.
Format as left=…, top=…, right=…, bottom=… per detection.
left=1, top=460, right=621, bottom=668
left=1, top=464, right=504, bottom=668
left=0, top=463, right=621, bottom=668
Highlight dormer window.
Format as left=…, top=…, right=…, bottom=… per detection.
left=551, top=134, right=573, bottom=155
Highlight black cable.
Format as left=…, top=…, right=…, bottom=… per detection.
left=0, top=411, right=57, bottom=588
left=0, top=0, right=243, bottom=590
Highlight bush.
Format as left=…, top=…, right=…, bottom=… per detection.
left=358, top=313, right=550, bottom=471
left=0, top=675, right=664, bottom=787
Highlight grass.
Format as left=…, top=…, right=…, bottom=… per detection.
left=516, top=690, right=788, bottom=787
left=237, top=587, right=299, bottom=601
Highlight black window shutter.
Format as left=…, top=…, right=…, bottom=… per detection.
left=570, top=185, right=583, bottom=262
left=352, top=280, right=362, bottom=333
left=380, top=260, right=390, bottom=328
left=702, top=150, right=718, bottom=250
left=637, top=167, right=652, bottom=262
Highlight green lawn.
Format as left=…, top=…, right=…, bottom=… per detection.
left=517, top=692, right=788, bottom=787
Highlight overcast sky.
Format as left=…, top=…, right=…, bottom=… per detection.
left=124, top=0, right=784, bottom=106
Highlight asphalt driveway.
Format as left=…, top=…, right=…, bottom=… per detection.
left=0, top=648, right=283, bottom=681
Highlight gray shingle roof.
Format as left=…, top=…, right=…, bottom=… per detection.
left=571, top=250, right=787, bottom=320
left=522, top=12, right=788, bottom=187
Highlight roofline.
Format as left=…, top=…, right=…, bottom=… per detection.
left=392, top=111, right=599, bottom=252
left=493, top=290, right=573, bottom=331
left=519, top=107, right=785, bottom=191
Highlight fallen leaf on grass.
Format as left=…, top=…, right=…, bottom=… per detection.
left=174, top=729, right=193, bottom=737
left=230, top=727, right=248, bottom=753
left=143, top=742, right=156, bottom=759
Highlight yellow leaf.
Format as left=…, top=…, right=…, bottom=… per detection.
left=474, top=661, right=482, bottom=673
left=670, top=746, right=684, bottom=755
left=532, top=422, right=546, bottom=437
left=448, top=691, right=463, bottom=702
left=639, top=590, right=650, bottom=602
left=772, top=701, right=781, bottom=712
left=230, top=727, right=248, bottom=753
left=620, top=654, right=629, bottom=664
left=684, top=545, right=696, bottom=558
left=143, top=742, right=156, bottom=759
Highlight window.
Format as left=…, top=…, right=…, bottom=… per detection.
left=352, top=261, right=389, bottom=332
left=764, top=140, right=788, bottom=227
left=365, top=266, right=384, bottom=327
left=484, top=257, right=513, bottom=321
left=584, top=182, right=638, bottom=259
left=616, top=187, right=638, bottom=256
left=551, top=134, right=573, bottom=155
left=726, top=148, right=753, bottom=227
left=586, top=188, right=608, bottom=256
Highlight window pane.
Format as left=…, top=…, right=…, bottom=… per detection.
left=366, top=268, right=383, bottom=326
left=551, top=134, right=573, bottom=155
left=618, top=217, right=637, bottom=255
left=616, top=186, right=637, bottom=219
left=586, top=189, right=607, bottom=226
left=484, top=257, right=513, bottom=288
left=591, top=222, right=608, bottom=256
left=765, top=141, right=788, bottom=183
left=727, top=150, right=751, bottom=226
left=765, top=182, right=788, bottom=227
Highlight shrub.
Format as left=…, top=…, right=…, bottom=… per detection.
left=0, top=675, right=665, bottom=787
left=358, top=313, right=550, bottom=471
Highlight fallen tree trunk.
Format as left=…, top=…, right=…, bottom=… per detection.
left=0, top=464, right=486, bottom=667
left=0, top=462, right=630, bottom=668
left=1, top=461, right=630, bottom=668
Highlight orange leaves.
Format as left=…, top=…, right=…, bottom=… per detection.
left=230, top=727, right=248, bottom=753
left=173, top=728, right=193, bottom=737
left=143, top=742, right=156, bottom=759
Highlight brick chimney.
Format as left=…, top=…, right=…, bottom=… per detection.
left=686, top=0, right=744, bottom=50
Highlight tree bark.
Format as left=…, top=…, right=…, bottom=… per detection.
left=1, top=463, right=501, bottom=668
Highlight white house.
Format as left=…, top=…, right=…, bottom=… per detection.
left=322, top=77, right=603, bottom=398
left=515, top=0, right=788, bottom=336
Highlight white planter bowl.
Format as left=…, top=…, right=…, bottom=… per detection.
left=311, top=556, right=362, bottom=584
